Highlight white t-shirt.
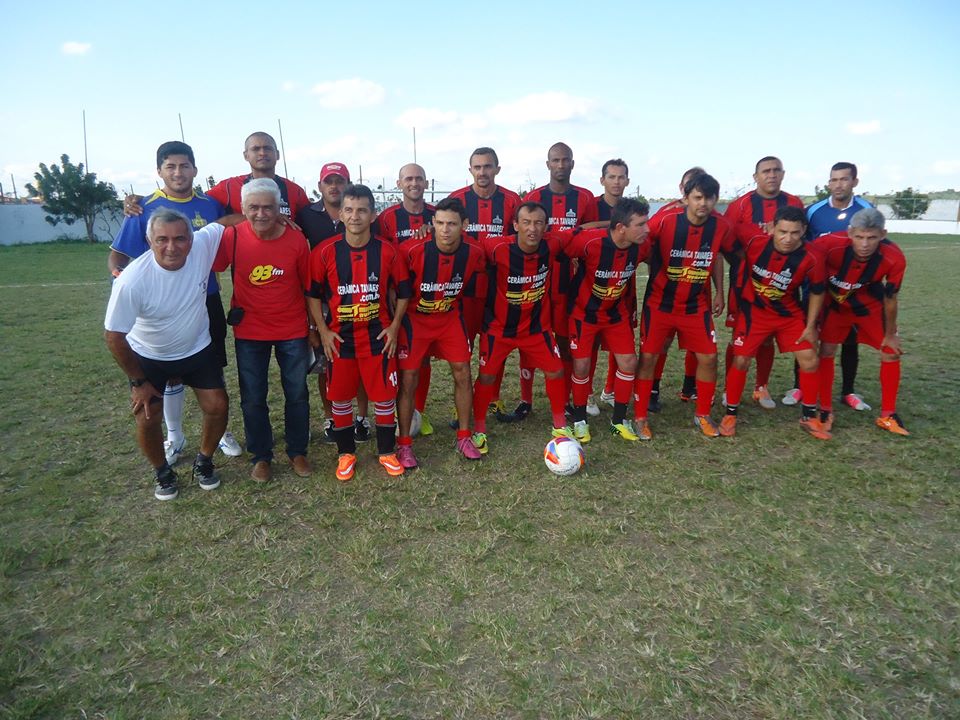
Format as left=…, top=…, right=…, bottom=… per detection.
left=104, top=223, right=225, bottom=361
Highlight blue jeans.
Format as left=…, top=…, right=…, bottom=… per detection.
left=235, top=337, right=310, bottom=463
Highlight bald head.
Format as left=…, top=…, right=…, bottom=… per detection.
left=243, top=132, right=279, bottom=176
left=546, top=142, right=574, bottom=188
left=397, top=163, right=428, bottom=206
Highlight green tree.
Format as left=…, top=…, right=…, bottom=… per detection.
left=890, top=187, right=930, bottom=220
left=814, top=184, right=830, bottom=201
left=25, top=154, right=121, bottom=242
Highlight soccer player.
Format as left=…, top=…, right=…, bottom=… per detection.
left=471, top=202, right=575, bottom=452
left=395, top=197, right=486, bottom=468
left=785, top=161, right=875, bottom=411
left=108, top=141, right=242, bottom=465
left=718, top=206, right=831, bottom=440
left=105, top=208, right=228, bottom=500
left=308, top=184, right=411, bottom=482
left=633, top=172, right=735, bottom=440
left=813, top=208, right=909, bottom=435
left=566, top=198, right=649, bottom=442
left=376, top=163, right=437, bottom=435
left=212, top=179, right=314, bottom=483
left=595, top=159, right=630, bottom=221
left=723, top=156, right=804, bottom=410
left=517, top=143, right=599, bottom=420
left=448, top=147, right=522, bottom=422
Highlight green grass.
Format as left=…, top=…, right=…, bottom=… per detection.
left=1, top=236, right=959, bottom=719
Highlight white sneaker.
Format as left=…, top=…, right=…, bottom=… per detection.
left=598, top=390, right=615, bottom=408
left=586, top=395, right=601, bottom=417
left=218, top=431, right=242, bottom=457
left=164, top=435, right=186, bottom=465
left=781, top=388, right=801, bottom=406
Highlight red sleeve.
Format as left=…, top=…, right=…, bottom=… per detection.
left=212, top=226, right=234, bottom=272
left=207, top=179, right=230, bottom=210
left=308, top=243, right=328, bottom=298
left=882, top=243, right=907, bottom=295
left=295, top=231, right=311, bottom=292
left=579, top=189, right=599, bottom=223
left=548, top=228, right=579, bottom=256
left=390, top=244, right=412, bottom=299
left=717, top=216, right=739, bottom=254
left=805, top=249, right=826, bottom=293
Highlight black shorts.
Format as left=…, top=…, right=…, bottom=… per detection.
left=206, top=292, right=228, bottom=368
left=135, top=344, right=225, bottom=401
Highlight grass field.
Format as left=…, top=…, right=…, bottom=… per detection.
left=1, top=236, right=959, bottom=719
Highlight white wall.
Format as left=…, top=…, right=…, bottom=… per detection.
left=0, top=204, right=122, bottom=245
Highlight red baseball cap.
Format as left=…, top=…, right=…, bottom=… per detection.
left=319, top=162, right=350, bottom=182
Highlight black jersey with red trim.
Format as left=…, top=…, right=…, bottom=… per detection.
left=482, top=235, right=564, bottom=338
left=448, top=185, right=522, bottom=241
left=207, top=174, right=310, bottom=219
left=811, top=232, right=906, bottom=315
left=739, top=233, right=824, bottom=317
left=309, top=235, right=412, bottom=358
left=644, top=210, right=736, bottom=315
left=399, top=236, right=485, bottom=316
left=558, top=228, right=640, bottom=325
left=375, top=203, right=436, bottom=245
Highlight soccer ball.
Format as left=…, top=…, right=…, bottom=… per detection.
left=544, top=436, right=585, bottom=476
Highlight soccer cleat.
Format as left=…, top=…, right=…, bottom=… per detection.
left=781, top=388, right=802, bottom=406
left=396, top=444, right=419, bottom=469
left=875, top=413, right=909, bottom=436
left=218, top=431, right=243, bottom=457
left=154, top=467, right=179, bottom=501
left=573, top=420, right=592, bottom=443
left=819, top=411, right=835, bottom=433
left=455, top=436, right=483, bottom=460
left=610, top=421, right=640, bottom=442
left=799, top=416, right=832, bottom=440
left=489, top=400, right=518, bottom=423
left=354, top=417, right=371, bottom=442
left=679, top=389, right=697, bottom=402
left=419, top=413, right=434, bottom=436
left=719, top=414, right=737, bottom=437
left=752, top=386, right=776, bottom=410
left=471, top=432, right=489, bottom=455
left=693, top=415, right=720, bottom=438
left=843, top=393, right=872, bottom=412
left=586, top=396, right=601, bottom=417
left=322, top=418, right=336, bottom=444
left=512, top=401, right=533, bottom=421
left=378, top=453, right=405, bottom=477
left=599, top=390, right=615, bottom=408
left=336, top=453, right=357, bottom=482
left=164, top=435, right=186, bottom=466
left=551, top=426, right=575, bottom=440
left=630, top=419, right=652, bottom=441
left=648, top=391, right=662, bottom=414
left=193, top=456, right=220, bottom=491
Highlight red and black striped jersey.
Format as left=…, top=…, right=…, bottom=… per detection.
left=811, top=233, right=906, bottom=315
left=375, top=203, right=436, bottom=245
left=481, top=235, right=562, bottom=338
left=724, top=190, right=804, bottom=242
left=644, top=210, right=736, bottom=315
left=399, top=237, right=485, bottom=316
left=739, top=234, right=824, bottom=317
left=308, top=235, right=412, bottom=358
left=594, top=195, right=617, bottom=222
left=207, top=174, right=310, bottom=219
left=447, top=185, right=521, bottom=241
left=558, top=228, right=641, bottom=325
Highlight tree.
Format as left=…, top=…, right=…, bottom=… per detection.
left=25, top=154, right=121, bottom=242
left=890, top=187, right=930, bottom=220
left=814, top=184, right=830, bottom=201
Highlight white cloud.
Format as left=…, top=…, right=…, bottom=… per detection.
left=281, top=80, right=298, bottom=92
left=845, top=120, right=881, bottom=135
left=61, top=41, right=91, bottom=55
left=311, top=78, right=385, bottom=109
left=394, top=107, right=461, bottom=130
left=487, top=92, right=596, bottom=125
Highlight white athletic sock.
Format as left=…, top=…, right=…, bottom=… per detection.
left=163, top=383, right=185, bottom=442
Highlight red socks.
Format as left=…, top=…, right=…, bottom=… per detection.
left=819, top=356, right=835, bottom=412
left=880, top=358, right=900, bottom=415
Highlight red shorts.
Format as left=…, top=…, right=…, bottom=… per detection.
left=640, top=307, right=717, bottom=355
left=638, top=305, right=684, bottom=354
left=477, top=331, right=562, bottom=377
left=820, top=305, right=886, bottom=349
left=326, top=354, right=398, bottom=403
left=732, top=307, right=813, bottom=357
left=568, top=318, right=636, bottom=360
left=551, top=299, right=568, bottom=340
left=724, top=287, right=739, bottom=329
left=397, top=312, right=471, bottom=370
left=462, top=297, right=485, bottom=339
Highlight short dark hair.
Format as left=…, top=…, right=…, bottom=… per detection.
left=602, top=158, right=629, bottom=177
left=831, top=161, right=858, bottom=179
left=755, top=156, right=782, bottom=172
left=435, top=196, right=468, bottom=220
left=342, top=183, right=376, bottom=209
left=773, top=205, right=807, bottom=227
left=470, top=147, right=499, bottom=166
left=516, top=201, right=548, bottom=221
left=244, top=131, right=277, bottom=149
left=680, top=166, right=705, bottom=187
left=683, top=172, right=720, bottom=200
left=610, top=198, right=649, bottom=229
left=156, top=141, right=195, bottom=169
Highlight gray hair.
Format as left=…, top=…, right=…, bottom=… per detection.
left=146, top=207, right=193, bottom=241
left=848, top=207, right=886, bottom=231
left=241, top=177, right=281, bottom=207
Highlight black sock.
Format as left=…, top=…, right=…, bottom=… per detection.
left=334, top=426, right=356, bottom=455
left=376, top=424, right=396, bottom=455
left=840, top=341, right=859, bottom=396
left=652, top=378, right=661, bottom=394
left=682, top=375, right=696, bottom=395
left=726, top=404, right=739, bottom=416
left=801, top=403, right=817, bottom=419
left=612, top=401, right=627, bottom=425
left=573, top=405, right=587, bottom=423
left=792, top=360, right=800, bottom=388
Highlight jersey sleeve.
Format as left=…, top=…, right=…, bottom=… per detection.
left=308, top=244, right=329, bottom=299
left=390, top=245, right=412, bottom=299
left=289, top=181, right=311, bottom=217
left=192, top=223, right=226, bottom=272
left=111, top=214, right=149, bottom=258
left=104, top=275, right=140, bottom=333
left=212, top=227, right=235, bottom=273
left=206, top=180, right=230, bottom=210
left=579, top=191, right=599, bottom=224
left=805, top=250, right=826, bottom=294
left=882, top=244, right=907, bottom=296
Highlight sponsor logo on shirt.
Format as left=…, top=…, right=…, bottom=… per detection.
left=249, top=264, right=284, bottom=286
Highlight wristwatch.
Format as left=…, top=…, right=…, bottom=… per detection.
left=129, top=378, right=147, bottom=388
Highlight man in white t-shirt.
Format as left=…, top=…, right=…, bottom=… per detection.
left=105, top=207, right=229, bottom=501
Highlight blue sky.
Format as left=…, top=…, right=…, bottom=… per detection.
left=2, top=0, right=958, bottom=201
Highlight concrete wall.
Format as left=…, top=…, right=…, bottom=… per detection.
left=0, top=204, right=122, bottom=245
